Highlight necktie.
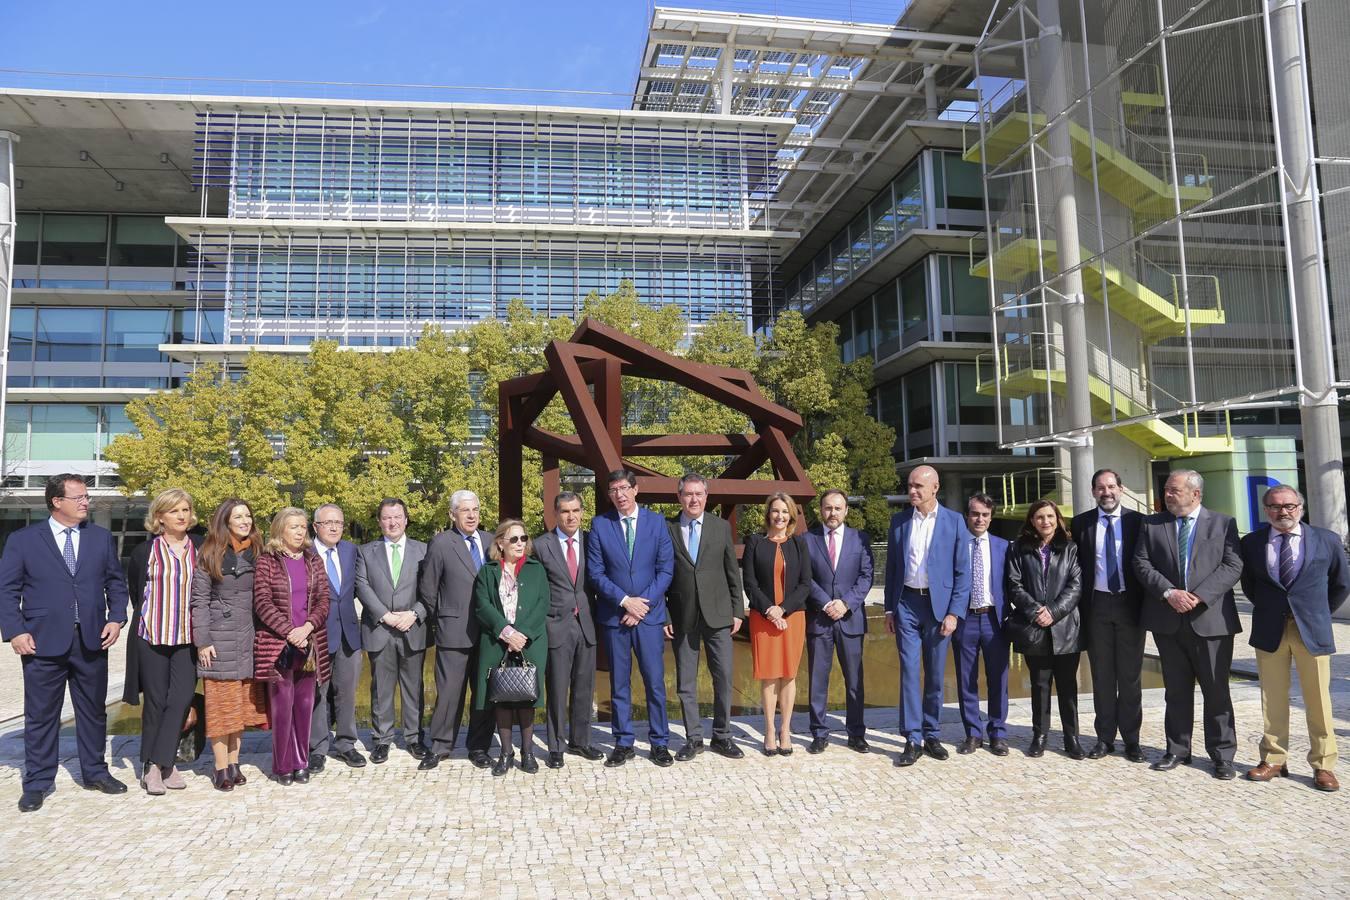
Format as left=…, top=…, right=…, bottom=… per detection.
left=565, top=536, right=578, bottom=585
left=325, top=547, right=341, bottom=594
left=827, top=530, right=838, bottom=569
left=1102, top=514, right=1122, bottom=593
left=1176, top=516, right=1192, bottom=587
left=63, top=528, right=79, bottom=624
left=688, top=519, right=700, bottom=563
left=970, top=537, right=984, bottom=609
left=390, top=541, right=403, bottom=585
left=467, top=534, right=483, bottom=571
left=1278, top=533, right=1296, bottom=589
left=623, top=517, right=635, bottom=559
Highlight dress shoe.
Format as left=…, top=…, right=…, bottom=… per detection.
left=227, top=763, right=247, bottom=785
left=211, top=769, right=234, bottom=792
left=1212, top=760, right=1236, bottom=780
left=894, top=744, right=921, bottom=767
left=1246, top=760, right=1289, bottom=782
left=1313, top=769, right=1340, bottom=792
left=1150, top=752, right=1192, bottom=771
left=519, top=753, right=539, bottom=774
left=923, top=738, right=949, bottom=761
left=760, top=743, right=778, bottom=757
left=491, top=752, right=514, bottom=777
left=335, top=748, right=367, bottom=768
left=18, top=789, right=49, bottom=812
left=808, top=737, right=829, bottom=755
left=566, top=744, right=605, bottom=761
left=82, top=775, right=127, bottom=795
left=546, top=752, right=564, bottom=769
left=1026, top=734, right=1047, bottom=758
left=1086, top=741, right=1114, bottom=760
left=846, top=737, right=870, bottom=754
left=675, top=740, right=704, bottom=762
left=777, top=744, right=793, bottom=757
left=407, top=741, right=430, bottom=760
left=277, top=772, right=295, bottom=786
left=292, top=768, right=310, bottom=785
left=1124, top=744, right=1145, bottom=763
left=650, top=746, right=674, bottom=767
left=604, top=746, right=635, bottom=768
left=469, top=749, right=492, bottom=769
left=417, top=753, right=445, bottom=771
left=161, top=766, right=187, bottom=790
left=142, top=764, right=166, bottom=796
left=958, top=736, right=982, bottom=755
left=989, top=738, right=1010, bottom=757
left=711, top=738, right=744, bottom=759
left=307, top=753, right=327, bottom=773
left=1065, top=740, right=1086, bottom=760
left=370, top=743, right=391, bottom=765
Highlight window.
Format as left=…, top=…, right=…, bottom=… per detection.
left=8, top=307, right=35, bottom=362
left=853, top=299, right=874, bottom=361
left=894, top=164, right=924, bottom=232
left=40, top=214, right=108, bottom=267
left=940, top=255, right=989, bottom=318
left=875, top=283, right=901, bottom=357
left=936, top=152, right=985, bottom=211
left=900, top=264, right=928, bottom=336
left=111, top=216, right=176, bottom=267
left=29, top=405, right=99, bottom=461
left=35, top=308, right=103, bottom=361
left=945, top=362, right=997, bottom=426
left=15, top=213, right=39, bottom=265
left=107, top=309, right=171, bottom=362
left=905, top=367, right=934, bottom=434
left=100, top=405, right=137, bottom=454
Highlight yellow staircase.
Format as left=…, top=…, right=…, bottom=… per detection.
left=980, top=467, right=1067, bottom=521
left=964, top=112, right=1211, bottom=217
left=971, top=237, right=1225, bottom=341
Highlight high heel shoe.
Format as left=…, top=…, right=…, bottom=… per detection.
left=211, top=769, right=234, bottom=792
left=761, top=743, right=778, bottom=757
left=492, top=751, right=514, bottom=776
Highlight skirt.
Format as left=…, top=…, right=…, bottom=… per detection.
left=202, top=678, right=270, bottom=738
left=749, top=609, right=806, bottom=680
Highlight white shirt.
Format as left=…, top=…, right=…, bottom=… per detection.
left=904, top=507, right=939, bottom=589
left=1266, top=524, right=1303, bottom=585
left=1093, top=509, right=1125, bottom=594
left=969, top=533, right=992, bottom=609
left=455, top=528, right=484, bottom=563
left=825, top=526, right=843, bottom=570
left=678, top=512, right=704, bottom=554
left=384, top=535, right=407, bottom=580
left=48, top=517, right=80, bottom=560
left=314, top=538, right=343, bottom=587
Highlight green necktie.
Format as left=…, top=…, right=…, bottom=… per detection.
left=390, top=541, right=403, bottom=585
left=623, top=516, right=635, bottom=559
left=1176, top=516, right=1191, bottom=587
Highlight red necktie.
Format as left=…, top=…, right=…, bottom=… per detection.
left=828, top=530, right=838, bottom=569
left=566, top=536, right=579, bottom=615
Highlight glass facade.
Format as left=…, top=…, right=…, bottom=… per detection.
left=13, top=212, right=198, bottom=289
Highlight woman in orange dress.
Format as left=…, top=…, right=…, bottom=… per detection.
left=742, top=492, right=812, bottom=756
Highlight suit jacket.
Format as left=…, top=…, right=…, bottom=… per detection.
left=1132, top=506, right=1243, bottom=638
left=419, top=527, right=494, bottom=649
left=742, top=533, right=812, bottom=616
left=666, top=514, right=744, bottom=632
left=533, top=529, right=597, bottom=648
left=1005, top=540, right=1083, bottom=655
left=356, top=537, right=429, bottom=654
left=882, top=505, right=972, bottom=621
left=0, top=520, right=129, bottom=656
left=804, top=525, right=873, bottom=637
left=968, top=533, right=1011, bottom=621
left=1240, top=524, right=1350, bottom=656
left=586, top=506, right=674, bottom=629
left=1071, top=507, right=1143, bottom=625
left=316, top=538, right=361, bottom=653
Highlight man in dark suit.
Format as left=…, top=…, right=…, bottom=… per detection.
left=420, top=489, right=496, bottom=769
left=1132, top=469, right=1244, bottom=779
left=587, top=469, right=675, bottom=768
left=0, top=474, right=130, bottom=812
left=1240, top=484, right=1349, bottom=792
left=355, top=498, right=429, bottom=764
left=954, top=493, right=1011, bottom=756
left=533, top=491, right=603, bottom=769
left=803, top=489, right=873, bottom=754
left=883, top=465, right=971, bottom=766
left=665, top=473, right=745, bottom=761
left=309, top=503, right=366, bottom=772
left=1070, top=468, right=1146, bottom=763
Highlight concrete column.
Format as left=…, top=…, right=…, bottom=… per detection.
left=720, top=47, right=734, bottom=115
left=0, top=131, right=18, bottom=493
left=1267, top=0, right=1348, bottom=540
left=924, top=66, right=939, bottom=120
left=1035, top=0, right=1095, bottom=515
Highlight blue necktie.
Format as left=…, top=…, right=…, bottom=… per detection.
left=467, top=534, right=483, bottom=572
left=1278, top=533, right=1296, bottom=589
left=1102, top=514, right=1122, bottom=593
left=325, top=547, right=341, bottom=594
left=63, top=528, right=79, bottom=624
left=688, top=519, right=700, bottom=563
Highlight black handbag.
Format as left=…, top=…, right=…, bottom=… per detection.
left=488, top=651, right=538, bottom=704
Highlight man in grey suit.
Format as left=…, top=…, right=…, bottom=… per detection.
left=419, top=489, right=495, bottom=770
left=1132, top=469, right=1244, bottom=780
left=665, top=472, right=745, bottom=761
left=533, top=491, right=604, bottom=769
left=356, top=497, right=430, bottom=764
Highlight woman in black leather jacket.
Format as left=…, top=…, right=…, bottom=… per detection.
left=1005, top=499, right=1085, bottom=759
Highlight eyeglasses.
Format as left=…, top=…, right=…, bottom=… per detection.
left=504, top=535, right=528, bottom=544
left=1264, top=503, right=1302, bottom=512
left=607, top=484, right=634, bottom=495
left=58, top=494, right=90, bottom=504
left=314, top=520, right=344, bottom=528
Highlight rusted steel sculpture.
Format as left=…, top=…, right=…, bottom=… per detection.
left=498, top=318, right=815, bottom=531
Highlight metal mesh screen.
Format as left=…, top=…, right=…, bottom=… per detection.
left=1307, top=0, right=1350, bottom=382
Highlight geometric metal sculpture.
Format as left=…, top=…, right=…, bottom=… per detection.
left=498, top=318, right=815, bottom=532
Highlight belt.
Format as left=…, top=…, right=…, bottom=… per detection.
left=968, top=606, right=996, bottom=616
left=1093, top=590, right=1127, bottom=597
left=904, top=586, right=931, bottom=596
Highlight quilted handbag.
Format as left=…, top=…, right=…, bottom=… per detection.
left=488, top=651, right=538, bottom=704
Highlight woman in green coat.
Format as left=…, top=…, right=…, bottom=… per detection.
left=473, top=518, right=550, bottom=776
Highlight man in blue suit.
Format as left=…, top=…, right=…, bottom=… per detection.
left=309, top=503, right=366, bottom=771
left=0, top=474, right=130, bottom=812
left=884, top=465, right=971, bottom=767
left=1240, top=484, right=1349, bottom=792
left=954, top=493, right=1010, bottom=756
left=804, top=489, right=874, bottom=754
left=586, top=469, right=675, bottom=768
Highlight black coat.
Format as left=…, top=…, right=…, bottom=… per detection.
left=1005, top=540, right=1083, bottom=656
left=742, top=533, right=812, bottom=617
left=122, top=532, right=205, bottom=705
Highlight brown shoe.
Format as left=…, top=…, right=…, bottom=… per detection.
left=1246, top=761, right=1289, bottom=782
left=1313, top=769, right=1340, bottom=792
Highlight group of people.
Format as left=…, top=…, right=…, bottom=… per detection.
left=0, top=464, right=1344, bottom=812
